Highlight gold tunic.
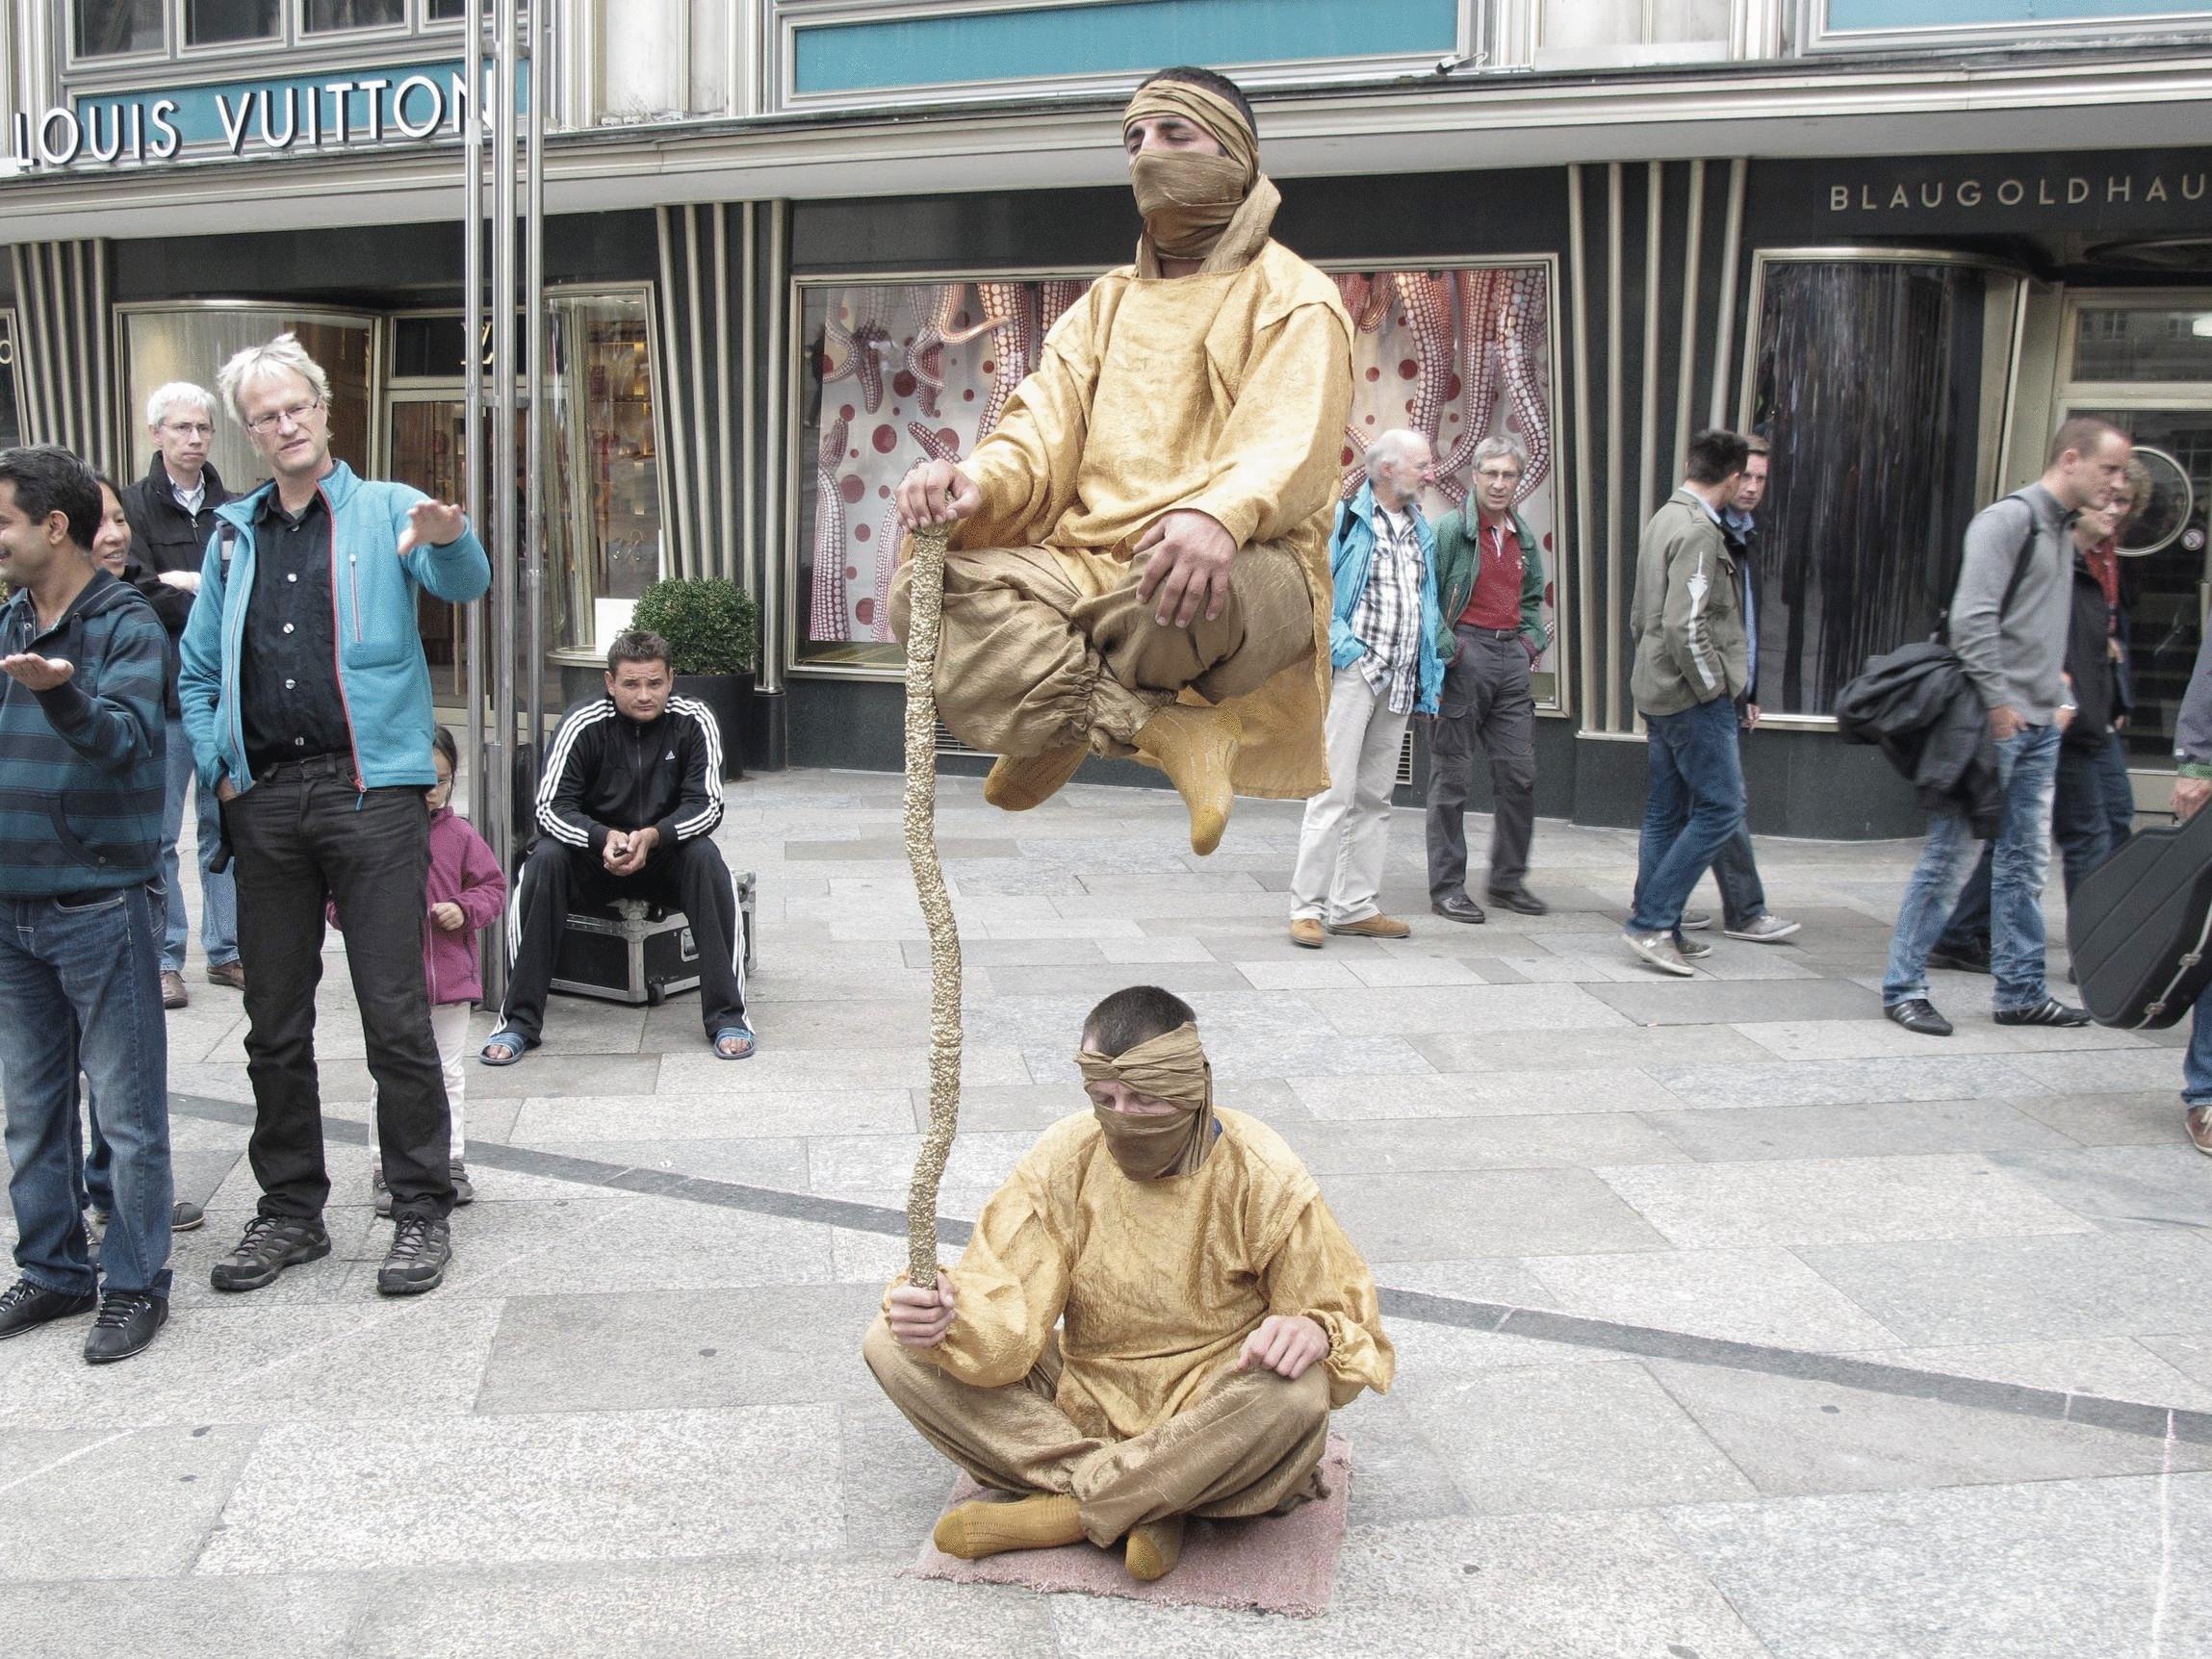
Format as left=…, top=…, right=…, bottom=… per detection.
left=914, top=1106, right=1394, bottom=1442
left=951, top=242, right=1355, bottom=799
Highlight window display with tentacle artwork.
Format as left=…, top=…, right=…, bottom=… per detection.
left=789, top=260, right=1567, bottom=708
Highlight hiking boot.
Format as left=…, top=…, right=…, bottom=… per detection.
left=450, top=1163, right=475, bottom=1207
left=209, top=1215, right=332, bottom=1292
left=83, top=1291, right=168, bottom=1365
left=376, top=1215, right=451, bottom=1296
left=0, top=1278, right=96, bottom=1340
left=372, top=1165, right=393, bottom=1219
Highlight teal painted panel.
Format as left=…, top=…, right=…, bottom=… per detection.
left=69, top=57, right=524, bottom=151
left=792, top=0, right=1458, bottom=96
left=1827, top=0, right=2211, bottom=26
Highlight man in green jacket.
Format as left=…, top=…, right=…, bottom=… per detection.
left=1425, top=438, right=1552, bottom=923
left=1623, top=429, right=1751, bottom=977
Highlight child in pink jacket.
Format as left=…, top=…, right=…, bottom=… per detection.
left=335, top=727, right=507, bottom=1212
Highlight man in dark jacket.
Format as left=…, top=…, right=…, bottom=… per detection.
left=0, top=446, right=175, bottom=1364
left=1424, top=437, right=1550, bottom=924
left=1881, top=418, right=2130, bottom=1037
left=486, top=629, right=753, bottom=1063
left=2175, top=626, right=2212, bottom=1155
left=119, top=386, right=241, bottom=1008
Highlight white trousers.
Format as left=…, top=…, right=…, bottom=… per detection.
left=371, top=1000, right=470, bottom=1166
left=1290, top=666, right=1410, bottom=925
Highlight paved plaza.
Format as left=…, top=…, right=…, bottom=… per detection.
left=3, top=766, right=2208, bottom=1657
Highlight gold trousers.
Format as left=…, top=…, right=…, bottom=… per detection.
left=862, top=1316, right=1330, bottom=1549
left=889, top=541, right=1313, bottom=760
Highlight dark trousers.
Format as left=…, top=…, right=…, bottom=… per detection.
left=1426, top=627, right=1538, bottom=899
left=500, top=834, right=747, bottom=1044
left=1705, top=725, right=1768, bottom=930
left=224, top=762, right=453, bottom=1223
left=1936, top=741, right=2119, bottom=953
left=1628, top=697, right=1746, bottom=934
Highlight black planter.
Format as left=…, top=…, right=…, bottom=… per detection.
left=674, top=671, right=754, bottom=778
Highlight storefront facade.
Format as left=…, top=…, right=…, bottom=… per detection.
left=1, top=2, right=2208, bottom=830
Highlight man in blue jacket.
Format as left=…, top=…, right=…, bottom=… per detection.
left=1287, top=430, right=1444, bottom=947
left=179, top=334, right=490, bottom=1297
left=0, top=445, right=176, bottom=1363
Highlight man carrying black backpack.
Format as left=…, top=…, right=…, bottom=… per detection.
left=1881, top=418, right=2131, bottom=1038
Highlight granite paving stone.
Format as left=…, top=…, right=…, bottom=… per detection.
left=0, top=1424, right=262, bottom=1580
left=1866, top=1336, right=2212, bottom=1411
left=1646, top=1054, right=2049, bottom=1109
left=1517, top=1248, right=1905, bottom=1351
left=1583, top=978, right=1884, bottom=1025
left=0, top=1576, right=363, bottom=1659
left=1320, top=1168, right=1672, bottom=1260
left=1980, top=1144, right=2212, bottom=1231
left=1288, top=1067, right=1689, bottom=1120
left=2011, top=1091, right=2194, bottom=1146
left=1639, top=1099, right=2081, bottom=1163
left=1273, top=1111, right=1692, bottom=1175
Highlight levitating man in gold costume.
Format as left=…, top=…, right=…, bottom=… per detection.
left=863, top=985, right=1393, bottom=1583
left=892, top=66, right=1354, bottom=855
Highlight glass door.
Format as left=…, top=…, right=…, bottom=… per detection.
left=389, top=396, right=469, bottom=701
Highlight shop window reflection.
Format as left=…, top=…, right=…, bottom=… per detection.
left=185, top=0, right=281, bottom=46
left=75, top=0, right=164, bottom=57
left=1741, top=257, right=2015, bottom=719
left=547, top=291, right=663, bottom=656
left=789, top=263, right=1566, bottom=703
left=0, top=313, right=20, bottom=450
left=304, top=0, right=406, bottom=31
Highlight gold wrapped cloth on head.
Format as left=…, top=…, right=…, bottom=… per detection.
left=888, top=80, right=1353, bottom=806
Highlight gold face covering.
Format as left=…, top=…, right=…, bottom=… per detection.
left=1076, top=1022, right=1217, bottom=1180
left=1119, top=78, right=1278, bottom=273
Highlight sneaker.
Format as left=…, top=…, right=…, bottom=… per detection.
left=1288, top=918, right=1325, bottom=949
left=376, top=1215, right=451, bottom=1297
left=2187, top=1105, right=2212, bottom=1158
left=82, top=1291, right=167, bottom=1365
left=206, top=959, right=246, bottom=992
left=1327, top=913, right=1412, bottom=939
left=172, top=1201, right=205, bottom=1233
left=1679, top=911, right=1713, bottom=932
left=161, top=970, right=188, bottom=1009
left=209, top=1215, right=332, bottom=1292
left=1724, top=914, right=1801, bottom=943
left=450, top=1163, right=475, bottom=1207
left=1885, top=998, right=1954, bottom=1037
left=0, top=1277, right=97, bottom=1340
left=372, top=1165, right=393, bottom=1220
left=1623, top=930, right=1695, bottom=977
left=1677, top=934, right=1713, bottom=960
left=1994, top=998, right=2094, bottom=1028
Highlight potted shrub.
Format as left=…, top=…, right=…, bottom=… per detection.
left=628, top=576, right=759, bottom=779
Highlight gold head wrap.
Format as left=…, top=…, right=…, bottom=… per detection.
left=1075, top=1022, right=1217, bottom=1179
left=1120, top=79, right=1280, bottom=275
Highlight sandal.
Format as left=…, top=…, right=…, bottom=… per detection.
left=712, top=1024, right=756, bottom=1060
left=479, top=1031, right=529, bottom=1066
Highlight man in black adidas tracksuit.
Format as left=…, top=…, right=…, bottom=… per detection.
left=486, top=629, right=753, bottom=1062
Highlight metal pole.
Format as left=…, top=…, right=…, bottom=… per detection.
left=463, top=0, right=488, bottom=852
left=524, top=0, right=547, bottom=807
left=489, top=0, right=520, bottom=992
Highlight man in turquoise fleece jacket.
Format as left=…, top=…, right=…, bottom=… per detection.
left=178, top=333, right=489, bottom=1301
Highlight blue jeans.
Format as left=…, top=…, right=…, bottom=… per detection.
left=1935, top=736, right=2125, bottom=954
left=2186, top=977, right=2212, bottom=1110
left=2089, top=728, right=2133, bottom=856
left=159, top=713, right=238, bottom=973
left=0, top=886, right=172, bottom=1297
left=1884, top=723, right=2061, bottom=1013
left=1629, top=697, right=1746, bottom=934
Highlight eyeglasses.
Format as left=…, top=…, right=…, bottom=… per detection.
left=161, top=421, right=215, bottom=439
left=1474, top=467, right=1522, bottom=482
left=244, top=398, right=323, bottom=435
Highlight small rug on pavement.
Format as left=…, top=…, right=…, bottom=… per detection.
left=903, top=1435, right=1351, bottom=1617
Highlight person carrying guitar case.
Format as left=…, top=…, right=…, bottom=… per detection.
left=2073, top=626, right=2212, bottom=1151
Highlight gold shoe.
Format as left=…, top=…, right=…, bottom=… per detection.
left=1134, top=704, right=1242, bottom=856
left=932, top=1493, right=1085, bottom=1560
left=1125, top=1515, right=1186, bottom=1581
left=983, top=745, right=1087, bottom=812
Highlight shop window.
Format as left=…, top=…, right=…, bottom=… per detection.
left=186, top=0, right=283, bottom=46
left=1538, top=0, right=1735, bottom=64
left=2071, top=303, right=2212, bottom=384
left=0, top=313, right=20, bottom=451
left=304, top=0, right=407, bottom=31
left=75, top=0, right=165, bottom=56
left=1740, top=256, right=2022, bottom=721
left=789, top=263, right=1567, bottom=706
left=118, top=307, right=376, bottom=496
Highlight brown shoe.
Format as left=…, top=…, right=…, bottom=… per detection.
left=160, top=970, right=187, bottom=1009
left=1289, top=918, right=1325, bottom=949
left=2188, top=1105, right=2212, bottom=1158
left=1133, top=704, right=1242, bottom=856
left=983, top=744, right=1087, bottom=812
left=206, top=960, right=245, bottom=991
left=1327, top=913, right=1411, bottom=939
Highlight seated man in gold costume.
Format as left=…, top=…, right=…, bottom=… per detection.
left=863, top=985, right=1393, bottom=1582
left=892, top=65, right=1353, bottom=855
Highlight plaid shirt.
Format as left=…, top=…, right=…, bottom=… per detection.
left=1348, top=503, right=1428, bottom=714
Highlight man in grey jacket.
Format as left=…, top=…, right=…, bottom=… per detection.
left=1622, top=430, right=1751, bottom=977
left=1882, top=417, right=2131, bottom=1036
left=2176, top=629, right=2212, bottom=1153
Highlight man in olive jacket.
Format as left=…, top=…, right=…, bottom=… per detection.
left=1623, top=429, right=1750, bottom=977
left=1425, top=436, right=1551, bottom=922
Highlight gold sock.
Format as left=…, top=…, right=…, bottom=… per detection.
left=933, top=1493, right=1085, bottom=1560
left=983, top=745, right=1087, bottom=812
left=1124, top=1515, right=1186, bottom=1581
left=1133, top=704, right=1242, bottom=856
